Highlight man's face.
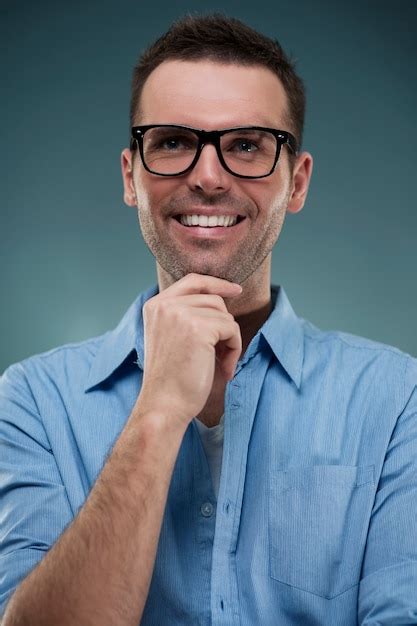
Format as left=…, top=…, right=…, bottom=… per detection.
left=122, top=60, right=312, bottom=285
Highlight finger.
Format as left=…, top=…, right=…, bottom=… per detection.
left=221, top=343, right=241, bottom=381
left=157, top=273, right=242, bottom=299
left=164, top=294, right=231, bottom=314
left=211, top=320, right=242, bottom=380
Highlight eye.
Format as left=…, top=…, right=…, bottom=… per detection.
left=222, top=133, right=262, bottom=154
left=160, top=137, right=183, bottom=150
left=233, top=139, right=259, bottom=153
left=151, top=133, right=196, bottom=151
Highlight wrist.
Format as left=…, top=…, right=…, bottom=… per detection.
left=131, top=400, right=189, bottom=440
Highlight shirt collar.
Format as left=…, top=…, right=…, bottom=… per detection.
left=84, top=283, right=304, bottom=392
left=260, top=285, right=304, bottom=389
left=84, top=284, right=158, bottom=392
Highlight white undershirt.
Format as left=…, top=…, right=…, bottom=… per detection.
left=194, top=414, right=225, bottom=500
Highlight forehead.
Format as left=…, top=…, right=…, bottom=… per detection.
left=138, top=59, right=289, bottom=129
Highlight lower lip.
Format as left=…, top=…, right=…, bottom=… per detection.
left=171, top=217, right=247, bottom=239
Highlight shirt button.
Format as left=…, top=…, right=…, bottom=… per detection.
left=200, top=502, right=214, bottom=517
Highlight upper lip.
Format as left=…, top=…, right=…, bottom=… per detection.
left=172, top=208, right=246, bottom=217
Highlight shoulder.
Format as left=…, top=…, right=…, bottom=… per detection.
left=0, top=284, right=157, bottom=413
left=0, top=332, right=108, bottom=399
left=302, top=316, right=413, bottom=360
left=301, top=318, right=417, bottom=406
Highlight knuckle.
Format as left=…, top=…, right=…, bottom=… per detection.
left=156, top=298, right=168, bottom=312
left=144, top=295, right=159, bottom=310
left=145, top=297, right=167, bottom=319
left=142, top=300, right=151, bottom=319
left=214, top=294, right=226, bottom=309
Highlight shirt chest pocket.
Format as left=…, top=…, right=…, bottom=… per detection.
left=268, top=464, right=375, bottom=599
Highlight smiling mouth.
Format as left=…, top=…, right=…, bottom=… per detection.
left=173, top=214, right=246, bottom=228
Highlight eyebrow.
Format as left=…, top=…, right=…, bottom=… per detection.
left=137, top=114, right=284, bottom=130
left=137, top=122, right=285, bottom=132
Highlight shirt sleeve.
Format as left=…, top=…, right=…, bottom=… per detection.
left=358, top=355, right=417, bottom=624
left=0, top=362, right=73, bottom=616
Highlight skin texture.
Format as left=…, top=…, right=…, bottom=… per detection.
left=121, top=60, right=313, bottom=339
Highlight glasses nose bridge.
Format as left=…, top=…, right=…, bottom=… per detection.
left=195, top=129, right=224, bottom=165
left=198, top=128, right=222, bottom=149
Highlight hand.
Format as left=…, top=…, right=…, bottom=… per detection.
left=136, top=273, right=242, bottom=429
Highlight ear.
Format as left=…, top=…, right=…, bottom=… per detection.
left=121, top=148, right=137, bottom=207
left=287, top=151, right=313, bottom=214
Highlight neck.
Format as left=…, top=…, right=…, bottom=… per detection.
left=234, top=298, right=272, bottom=356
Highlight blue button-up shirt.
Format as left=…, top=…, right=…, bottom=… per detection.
left=1, top=284, right=417, bottom=624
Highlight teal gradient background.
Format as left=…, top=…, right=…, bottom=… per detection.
left=1, top=0, right=416, bottom=373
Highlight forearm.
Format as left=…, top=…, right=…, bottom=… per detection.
left=2, top=407, right=186, bottom=626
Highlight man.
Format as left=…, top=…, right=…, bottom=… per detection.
left=1, top=13, right=416, bottom=626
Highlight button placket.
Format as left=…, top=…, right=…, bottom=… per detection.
left=211, top=351, right=272, bottom=626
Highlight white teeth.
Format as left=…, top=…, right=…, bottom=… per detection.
left=179, top=214, right=239, bottom=227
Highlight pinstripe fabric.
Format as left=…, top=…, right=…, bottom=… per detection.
left=1, top=284, right=417, bottom=624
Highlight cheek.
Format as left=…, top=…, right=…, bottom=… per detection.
left=266, top=172, right=292, bottom=209
left=242, top=171, right=290, bottom=215
left=135, top=172, right=180, bottom=209
left=251, top=190, right=287, bottom=220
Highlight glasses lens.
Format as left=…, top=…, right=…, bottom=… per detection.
left=142, top=127, right=199, bottom=174
left=220, top=129, right=278, bottom=177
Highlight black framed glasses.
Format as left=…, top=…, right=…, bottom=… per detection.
left=130, top=124, right=298, bottom=179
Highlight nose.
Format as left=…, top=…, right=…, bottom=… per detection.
left=185, top=143, right=232, bottom=194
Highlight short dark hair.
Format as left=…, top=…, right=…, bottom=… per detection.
left=130, top=13, right=306, bottom=152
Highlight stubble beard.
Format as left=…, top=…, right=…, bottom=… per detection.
left=136, top=188, right=290, bottom=285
